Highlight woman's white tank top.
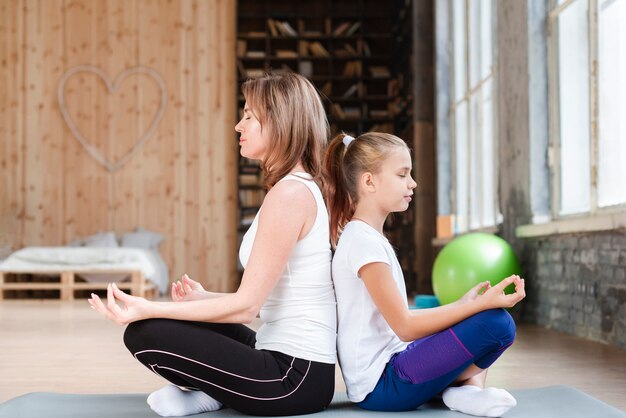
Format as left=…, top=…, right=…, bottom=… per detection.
left=238, top=173, right=337, bottom=364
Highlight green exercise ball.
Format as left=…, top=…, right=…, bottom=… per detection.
left=432, top=233, right=521, bottom=305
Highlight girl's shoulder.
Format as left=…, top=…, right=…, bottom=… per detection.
left=339, top=221, right=387, bottom=246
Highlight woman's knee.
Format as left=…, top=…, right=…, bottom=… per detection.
left=123, top=319, right=162, bottom=353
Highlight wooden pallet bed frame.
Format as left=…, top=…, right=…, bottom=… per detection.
left=0, top=270, right=157, bottom=301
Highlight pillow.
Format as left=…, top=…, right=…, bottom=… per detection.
left=83, top=231, right=119, bottom=248
left=67, top=238, right=83, bottom=247
left=121, top=227, right=163, bottom=250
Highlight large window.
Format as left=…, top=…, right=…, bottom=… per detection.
left=449, top=0, right=499, bottom=233
left=549, top=0, right=626, bottom=217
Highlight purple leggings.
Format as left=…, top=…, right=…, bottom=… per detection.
left=359, top=308, right=516, bottom=411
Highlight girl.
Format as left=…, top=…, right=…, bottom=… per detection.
left=89, top=73, right=337, bottom=417
left=324, top=132, right=526, bottom=417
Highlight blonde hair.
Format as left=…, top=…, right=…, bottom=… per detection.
left=323, top=132, right=409, bottom=246
left=241, top=72, right=329, bottom=189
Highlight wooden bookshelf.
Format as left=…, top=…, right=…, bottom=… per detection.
left=235, top=0, right=415, bottom=284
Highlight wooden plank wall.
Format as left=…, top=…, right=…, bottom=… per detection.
left=0, top=0, right=239, bottom=292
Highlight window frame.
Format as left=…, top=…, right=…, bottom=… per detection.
left=448, top=0, right=501, bottom=234
left=517, top=0, right=626, bottom=238
left=547, top=0, right=626, bottom=220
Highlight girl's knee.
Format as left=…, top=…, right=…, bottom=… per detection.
left=475, top=309, right=516, bottom=346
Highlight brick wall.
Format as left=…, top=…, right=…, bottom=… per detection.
left=520, top=230, right=626, bottom=348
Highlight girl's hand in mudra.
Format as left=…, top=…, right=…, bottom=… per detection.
left=480, top=275, right=526, bottom=309
left=458, top=281, right=492, bottom=304
left=88, top=283, right=152, bottom=325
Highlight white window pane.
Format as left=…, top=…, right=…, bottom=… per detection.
left=480, top=0, right=493, bottom=80
left=470, top=93, right=481, bottom=229
left=598, top=0, right=626, bottom=207
left=469, top=0, right=481, bottom=88
left=455, top=100, right=469, bottom=232
left=481, top=79, right=495, bottom=227
left=453, top=0, right=466, bottom=102
left=557, top=0, right=590, bottom=215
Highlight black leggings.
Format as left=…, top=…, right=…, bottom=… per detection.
left=123, top=319, right=335, bottom=416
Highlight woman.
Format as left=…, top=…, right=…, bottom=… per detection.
left=89, top=73, right=336, bottom=417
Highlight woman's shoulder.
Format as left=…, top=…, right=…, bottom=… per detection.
left=262, top=177, right=316, bottom=216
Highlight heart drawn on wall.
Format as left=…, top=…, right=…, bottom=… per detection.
left=57, top=65, right=168, bottom=173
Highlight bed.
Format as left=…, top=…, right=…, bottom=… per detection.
left=0, top=246, right=169, bottom=300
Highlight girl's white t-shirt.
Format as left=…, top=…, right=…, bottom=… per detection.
left=332, top=220, right=409, bottom=402
left=239, top=173, right=337, bottom=364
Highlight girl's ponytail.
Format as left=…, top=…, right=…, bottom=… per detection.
left=324, top=133, right=354, bottom=247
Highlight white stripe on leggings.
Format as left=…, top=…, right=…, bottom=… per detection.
left=135, top=349, right=311, bottom=401
left=135, top=349, right=295, bottom=382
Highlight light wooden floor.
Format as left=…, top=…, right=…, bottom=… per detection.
left=0, top=300, right=625, bottom=412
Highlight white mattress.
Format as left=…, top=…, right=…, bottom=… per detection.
left=0, top=247, right=168, bottom=294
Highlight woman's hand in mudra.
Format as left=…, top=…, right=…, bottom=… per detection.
left=88, top=283, right=152, bottom=325
left=171, top=274, right=207, bottom=301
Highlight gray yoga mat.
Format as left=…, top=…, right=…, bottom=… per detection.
left=1, top=386, right=624, bottom=418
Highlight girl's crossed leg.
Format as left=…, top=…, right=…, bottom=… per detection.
left=359, top=308, right=516, bottom=413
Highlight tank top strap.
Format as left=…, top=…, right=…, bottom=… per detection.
left=278, top=173, right=323, bottom=202
left=278, top=173, right=327, bottom=230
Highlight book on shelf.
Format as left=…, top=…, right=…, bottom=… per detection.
left=330, top=103, right=346, bottom=120
left=344, top=22, right=361, bottom=36
left=335, top=43, right=358, bottom=58
left=320, top=81, right=332, bottom=97
left=343, top=106, right=361, bottom=119
left=298, top=61, right=313, bottom=78
left=387, top=78, right=399, bottom=96
left=237, top=40, right=247, bottom=57
left=240, top=213, right=256, bottom=227
left=324, top=17, right=332, bottom=35
left=240, top=173, right=261, bottom=186
left=369, top=66, right=390, bottom=78
left=280, top=21, right=298, bottom=36
left=240, top=157, right=259, bottom=166
left=298, top=40, right=309, bottom=56
left=239, top=189, right=265, bottom=208
left=246, top=31, right=266, bottom=38
left=275, top=49, right=298, bottom=58
left=331, top=104, right=361, bottom=119
left=239, top=164, right=261, bottom=175
left=246, top=68, right=265, bottom=78
left=344, top=43, right=359, bottom=56
left=343, top=61, right=362, bottom=77
left=370, top=109, right=390, bottom=118
left=246, top=50, right=266, bottom=58
left=391, top=97, right=407, bottom=115
left=358, top=39, right=371, bottom=56
left=342, top=83, right=360, bottom=98
left=334, top=49, right=350, bottom=58
left=333, top=21, right=352, bottom=36
left=269, top=19, right=298, bottom=37
left=267, top=18, right=279, bottom=36
left=309, top=41, right=329, bottom=57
